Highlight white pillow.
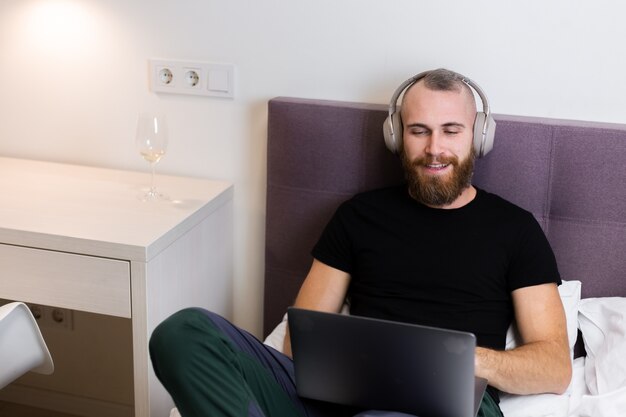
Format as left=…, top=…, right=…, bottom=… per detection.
left=578, top=297, right=626, bottom=395
left=499, top=391, right=570, bottom=417
left=506, top=280, right=581, bottom=355
left=566, top=356, right=590, bottom=412
left=263, top=312, right=288, bottom=352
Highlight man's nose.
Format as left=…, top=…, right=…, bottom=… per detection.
left=425, top=132, right=444, bottom=155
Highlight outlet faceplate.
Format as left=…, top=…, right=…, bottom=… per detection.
left=149, top=59, right=235, bottom=98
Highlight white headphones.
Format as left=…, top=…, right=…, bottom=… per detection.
left=382, top=70, right=496, bottom=158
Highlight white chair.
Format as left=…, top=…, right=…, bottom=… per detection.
left=0, top=302, right=54, bottom=389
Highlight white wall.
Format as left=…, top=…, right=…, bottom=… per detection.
left=1, top=0, right=625, bottom=337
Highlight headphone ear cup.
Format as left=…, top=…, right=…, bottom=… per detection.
left=482, top=115, right=496, bottom=157
left=473, top=112, right=487, bottom=157
left=383, top=115, right=395, bottom=153
left=472, top=112, right=497, bottom=158
left=383, top=112, right=403, bottom=154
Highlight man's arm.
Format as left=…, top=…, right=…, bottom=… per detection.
left=475, top=282, right=572, bottom=395
left=283, top=259, right=351, bottom=358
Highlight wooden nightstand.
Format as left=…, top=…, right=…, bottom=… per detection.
left=0, top=157, right=233, bottom=416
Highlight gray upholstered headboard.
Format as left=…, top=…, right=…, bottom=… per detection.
left=264, top=96, right=626, bottom=337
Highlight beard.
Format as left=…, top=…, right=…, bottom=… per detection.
left=401, top=149, right=475, bottom=207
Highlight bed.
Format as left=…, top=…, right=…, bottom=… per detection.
left=262, top=97, right=626, bottom=417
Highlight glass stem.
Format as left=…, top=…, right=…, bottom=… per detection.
left=150, top=162, right=156, bottom=194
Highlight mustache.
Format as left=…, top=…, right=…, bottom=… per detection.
left=411, top=154, right=459, bottom=167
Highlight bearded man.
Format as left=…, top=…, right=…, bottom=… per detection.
left=149, top=69, right=571, bottom=417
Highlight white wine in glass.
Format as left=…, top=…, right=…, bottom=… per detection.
left=135, top=113, right=168, bottom=201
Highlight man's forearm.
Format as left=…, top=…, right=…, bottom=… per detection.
left=475, top=341, right=572, bottom=395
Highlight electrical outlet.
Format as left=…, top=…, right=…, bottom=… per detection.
left=183, top=68, right=201, bottom=89
left=27, top=303, right=74, bottom=331
left=149, top=59, right=235, bottom=98
left=157, top=67, right=173, bottom=86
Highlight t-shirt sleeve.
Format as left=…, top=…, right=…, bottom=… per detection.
left=507, top=213, right=561, bottom=292
left=311, top=202, right=354, bottom=273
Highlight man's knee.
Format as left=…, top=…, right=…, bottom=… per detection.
left=149, top=308, right=223, bottom=379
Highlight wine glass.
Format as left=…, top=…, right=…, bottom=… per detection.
left=135, top=113, right=168, bottom=201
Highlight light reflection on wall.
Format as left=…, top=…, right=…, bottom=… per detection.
left=17, top=0, right=99, bottom=57
left=0, top=0, right=129, bottom=164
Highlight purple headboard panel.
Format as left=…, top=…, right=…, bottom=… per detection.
left=264, top=97, right=626, bottom=336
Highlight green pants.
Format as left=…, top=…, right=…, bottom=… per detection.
left=149, top=308, right=503, bottom=417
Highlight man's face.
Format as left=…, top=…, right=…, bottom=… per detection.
left=399, top=82, right=477, bottom=207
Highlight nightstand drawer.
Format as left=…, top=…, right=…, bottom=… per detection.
left=0, top=243, right=131, bottom=318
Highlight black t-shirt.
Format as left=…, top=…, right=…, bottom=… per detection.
left=312, top=185, right=561, bottom=350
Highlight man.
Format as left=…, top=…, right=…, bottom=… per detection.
left=150, top=69, right=572, bottom=417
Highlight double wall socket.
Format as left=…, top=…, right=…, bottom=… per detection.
left=28, top=303, right=74, bottom=331
left=149, top=59, right=235, bottom=98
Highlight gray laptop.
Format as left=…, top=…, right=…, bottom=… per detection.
left=288, top=307, right=488, bottom=417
